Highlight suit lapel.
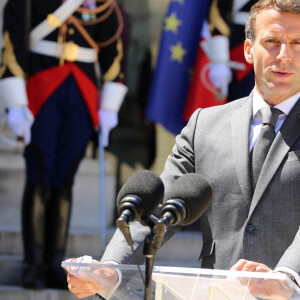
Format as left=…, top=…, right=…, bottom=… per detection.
left=231, top=94, right=253, bottom=207
left=249, top=98, right=300, bottom=216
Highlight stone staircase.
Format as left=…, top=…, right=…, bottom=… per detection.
left=0, top=149, right=203, bottom=300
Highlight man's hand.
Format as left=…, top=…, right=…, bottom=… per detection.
left=67, top=260, right=119, bottom=299
left=67, top=273, right=99, bottom=299
left=230, top=259, right=294, bottom=300
left=7, top=106, right=33, bottom=145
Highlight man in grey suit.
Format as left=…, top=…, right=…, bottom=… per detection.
left=68, top=0, right=300, bottom=298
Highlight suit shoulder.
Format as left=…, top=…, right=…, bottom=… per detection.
left=186, top=96, right=251, bottom=128
left=200, top=96, right=249, bottom=115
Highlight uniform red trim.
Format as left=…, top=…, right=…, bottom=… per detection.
left=230, top=43, right=253, bottom=82
left=183, top=46, right=226, bottom=122
left=27, top=62, right=100, bottom=128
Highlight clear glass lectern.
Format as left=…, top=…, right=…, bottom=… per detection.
left=62, top=262, right=300, bottom=300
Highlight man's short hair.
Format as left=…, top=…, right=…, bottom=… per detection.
left=245, top=0, right=300, bottom=42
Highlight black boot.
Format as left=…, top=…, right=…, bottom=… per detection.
left=45, top=188, right=72, bottom=289
left=22, top=182, right=50, bottom=289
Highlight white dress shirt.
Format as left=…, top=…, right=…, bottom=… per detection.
left=250, top=88, right=300, bottom=150
left=251, top=88, right=300, bottom=286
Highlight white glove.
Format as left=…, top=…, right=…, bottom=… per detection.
left=7, top=106, right=34, bottom=145
left=98, top=109, right=118, bottom=147
left=99, top=82, right=128, bottom=147
left=209, top=63, right=232, bottom=99
left=201, top=35, right=245, bottom=99
left=201, top=35, right=232, bottom=99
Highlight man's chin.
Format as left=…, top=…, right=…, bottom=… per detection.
left=263, top=83, right=298, bottom=103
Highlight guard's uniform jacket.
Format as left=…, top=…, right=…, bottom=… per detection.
left=1, top=0, right=124, bottom=127
left=0, top=0, right=125, bottom=187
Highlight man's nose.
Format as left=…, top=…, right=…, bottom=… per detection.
left=276, top=43, right=292, bottom=63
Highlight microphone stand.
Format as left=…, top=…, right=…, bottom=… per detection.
left=141, top=216, right=157, bottom=300
left=117, top=214, right=163, bottom=300
left=142, top=209, right=180, bottom=300
left=143, top=209, right=182, bottom=299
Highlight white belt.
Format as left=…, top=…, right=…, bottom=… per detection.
left=31, top=40, right=97, bottom=63
left=30, top=0, right=85, bottom=48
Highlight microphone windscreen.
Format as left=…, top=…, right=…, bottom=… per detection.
left=117, top=170, right=164, bottom=217
left=163, top=173, right=212, bottom=225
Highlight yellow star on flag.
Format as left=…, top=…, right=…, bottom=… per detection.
left=170, top=42, right=187, bottom=63
left=165, top=13, right=182, bottom=33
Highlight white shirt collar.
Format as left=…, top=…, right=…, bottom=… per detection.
left=252, top=88, right=300, bottom=119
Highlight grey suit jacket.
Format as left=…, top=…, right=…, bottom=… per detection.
left=102, top=93, right=300, bottom=276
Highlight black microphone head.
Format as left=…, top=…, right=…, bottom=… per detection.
left=163, top=173, right=212, bottom=226
left=117, top=170, right=164, bottom=219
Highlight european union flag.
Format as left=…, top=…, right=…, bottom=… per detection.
left=146, top=0, right=210, bottom=135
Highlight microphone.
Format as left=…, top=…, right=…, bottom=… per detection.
left=154, top=173, right=212, bottom=249
left=116, top=170, right=164, bottom=246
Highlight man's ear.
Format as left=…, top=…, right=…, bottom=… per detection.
left=244, top=39, right=254, bottom=64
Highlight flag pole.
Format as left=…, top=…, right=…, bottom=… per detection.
left=98, top=130, right=107, bottom=250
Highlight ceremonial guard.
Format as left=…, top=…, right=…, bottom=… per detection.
left=183, top=0, right=258, bottom=122
left=203, top=0, right=257, bottom=101
left=0, top=0, right=127, bottom=289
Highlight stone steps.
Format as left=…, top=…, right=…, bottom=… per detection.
left=0, top=230, right=203, bottom=285
left=0, top=285, right=82, bottom=300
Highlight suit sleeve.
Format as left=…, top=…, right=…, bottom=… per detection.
left=276, top=227, right=300, bottom=276
left=100, top=110, right=203, bottom=264
left=160, top=109, right=201, bottom=193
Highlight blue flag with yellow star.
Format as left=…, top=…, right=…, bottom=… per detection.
left=146, top=0, right=210, bottom=135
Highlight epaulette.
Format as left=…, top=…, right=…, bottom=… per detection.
left=209, top=0, right=230, bottom=37
left=0, top=31, right=26, bottom=78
